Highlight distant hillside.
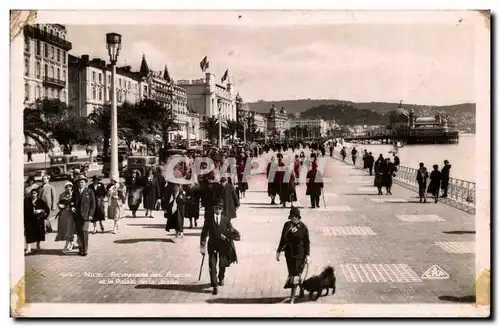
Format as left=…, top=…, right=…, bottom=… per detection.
left=246, top=99, right=475, bottom=116
left=246, top=99, right=475, bottom=128
left=300, top=104, right=387, bottom=126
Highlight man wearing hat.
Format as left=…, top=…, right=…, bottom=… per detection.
left=200, top=199, right=236, bottom=295
left=70, top=176, right=96, bottom=256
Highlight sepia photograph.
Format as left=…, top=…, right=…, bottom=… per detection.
left=10, top=9, right=490, bottom=318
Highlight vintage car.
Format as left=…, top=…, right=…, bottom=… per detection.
left=44, top=155, right=90, bottom=180
left=125, top=156, right=159, bottom=178
left=101, top=147, right=132, bottom=177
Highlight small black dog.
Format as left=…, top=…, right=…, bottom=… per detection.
left=299, top=266, right=336, bottom=301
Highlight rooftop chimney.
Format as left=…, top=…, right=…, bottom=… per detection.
left=81, top=54, right=89, bottom=62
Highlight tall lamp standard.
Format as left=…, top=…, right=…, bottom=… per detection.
left=217, top=99, right=222, bottom=149
left=106, top=33, right=122, bottom=182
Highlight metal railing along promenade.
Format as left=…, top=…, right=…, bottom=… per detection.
left=331, top=151, right=476, bottom=215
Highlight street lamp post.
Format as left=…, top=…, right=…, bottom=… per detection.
left=243, top=117, right=247, bottom=144
left=106, top=33, right=122, bottom=182
left=217, top=99, right=222, bottom=149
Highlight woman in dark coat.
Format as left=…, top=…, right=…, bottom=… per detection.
left=276, top=207, right=310, bottom=304
left=126, top=169, right=143, bottom=218
left=293, top=155, right=301, bottom=185
left=163, top=183, right=186, bottom=239
left=24, top=188, right=50, bottom=254
left=236, top=153, right=249, bottom=198
left=184, top=183, right=200, bottom=228
left=267, top=157, right=278, bottom=205
left=221, top=177, right=240, bottom=219
left=277, top=156, right=296, bottom=208
left=374, top=155, right=386, bottom=195
left=382, top=158, right=396, bottom=195
left=142, top=169, right=161, bottom=218
left=427, top=164, right=442, bottom=203
left=89, top=176, right=106, bottom=233
left=306, top=162, right=324, bottom=209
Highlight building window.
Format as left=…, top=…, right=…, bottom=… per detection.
left=35, top=85, right=40, bottom=99
left=44, top=64, right=48, bottom=77
left=43, top=26, right=47, bottom=33
left=49, top=29, right=53, bottom=35
left=50, top=46, right=54, bottom=59
left=36, top=40, right=41, bottom=55
left=55, top=89, right=59, bottom=98
left=92, top=72, right=96, bottom=82
left=44, top=43, right=48, bottom=57
left=49, top=88, right=53, bottom=99
left=108, top=88, right=111, bottom=101
left=57, top=31, right=60, bottom=38
left=98, top=73, right=102, bottom=83
left=62, top=69, right=66, bottom=81
left=36, top=62, right=40, bottom=78
left=119, top=78, right=122, bottom=87
left=63, top=51, right=66, bottom=64
left=24, top=83, right=29, bottom=101
left=50, top=66, right=54, bottom=78
left=108, top=75, right=111, bottom=84
left=61, top=90, right=65, bottom=101
left=57, top=49, right=60, bottom=62
left=92, top=87, right=96, bottom=100
left=128, top=81, right=131, bottom=90
left=24, top=58, right=29, bottom=76
left=98, top=89, right=102, bottom=101
left=24, top=37, right=30, bottom=52
left=57, top=68, right=60, bottom=80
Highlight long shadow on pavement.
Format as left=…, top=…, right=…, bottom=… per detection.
left=135, top=283, right=213, bottom=294
left=126, top=224, right=166, bottom=229
left=179, top=232, right=201, bottom=237
left=438, top=295, right=476, bottom=303
left=241, top=202, right=275, bottom=206
left=442, top=231, right=476, bottom=235
left=114, top=238, right=175, bottom=244
left=249, top=206, right=305, bottom=210
left=343, top=193, right=380, bottom=196
left=28, top=249, right=80, bottom=256
left=206, top=297, right=289, bottom=304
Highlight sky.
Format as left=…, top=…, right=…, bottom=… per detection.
left=66, top=23, right=475, bottom=106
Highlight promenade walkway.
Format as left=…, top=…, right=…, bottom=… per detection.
left=24, top=152, right=475, bottom=305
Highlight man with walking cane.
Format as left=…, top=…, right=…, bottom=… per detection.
left=200, top=199, right=238, bottom=295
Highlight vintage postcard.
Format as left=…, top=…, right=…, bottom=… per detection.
left=10, top=10, right=490, bottom=317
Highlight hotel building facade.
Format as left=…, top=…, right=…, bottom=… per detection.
left=23, top=23, right=72, bottom=106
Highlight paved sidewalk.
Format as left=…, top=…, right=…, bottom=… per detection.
left=24, top=153, right=475, bottom=304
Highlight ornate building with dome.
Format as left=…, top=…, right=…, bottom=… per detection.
left=267, top=104, right=290, bottom=139
left=387, top=102, right=458, bottom=144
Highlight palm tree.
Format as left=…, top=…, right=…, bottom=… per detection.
left=201, top=117, right=227, bottom=144
left=23, top=98, right=71, bottom=153
left=23, top=107, right=53, bottom=152
left=225, top=119, right=240, bottom=141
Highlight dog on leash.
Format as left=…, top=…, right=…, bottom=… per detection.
left=299, top=266, right=336, bottom=301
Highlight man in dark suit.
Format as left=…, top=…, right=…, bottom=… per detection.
left=70, top=176, right=96, bottom=256
left=200, top=199, right=235, bottom=295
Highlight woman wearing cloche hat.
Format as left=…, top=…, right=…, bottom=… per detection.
left=276, top=207, right=310, bottom=304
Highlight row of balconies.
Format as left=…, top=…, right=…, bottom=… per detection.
left=24, top=25, right=72, bottom=51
